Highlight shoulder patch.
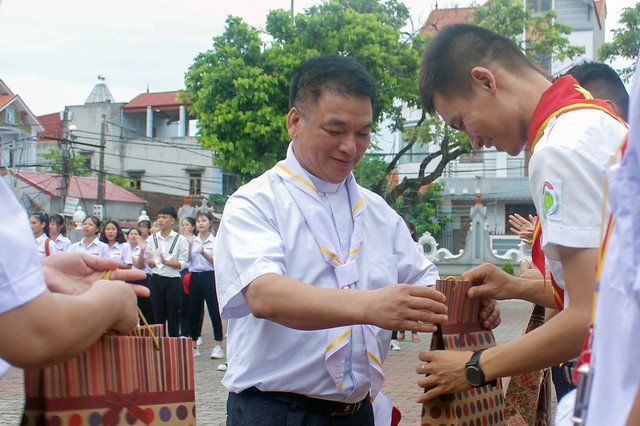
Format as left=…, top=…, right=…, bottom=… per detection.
left=542, top=180, right=562, bottom=220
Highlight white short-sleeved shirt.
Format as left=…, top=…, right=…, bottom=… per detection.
left=52, top=234, right=71, bottom=252
left=215, top=166, right=439, bottom=402
left=529, top=108, right=627, bottom=304
left=35, top=234, right=59, bottom=258
left=584, top=70, right=640, bottom=425
left=146, top=231, right=189, bottom=278
left=0, top=179, right=47, bottom=378
left=107, top=241, right=132, bottom=265
left=68, top=237, right=110, bottom=258
left=189, top=233, right=215, bottom=273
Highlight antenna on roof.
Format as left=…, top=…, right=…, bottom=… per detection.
left=146, top=83, right=150, bottom=93
left=97, top=75, right=106, bottom=83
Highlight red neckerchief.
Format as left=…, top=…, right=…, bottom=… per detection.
left=527, top=75, right=626, bottom=311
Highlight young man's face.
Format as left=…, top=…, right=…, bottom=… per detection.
left=433, top=87, right=526, bottom=156
left=287, top=92, right=372, bottom=184
left=156, top=214, right=175, bottom=231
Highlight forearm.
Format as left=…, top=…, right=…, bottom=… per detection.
left=0, top=284, right=133, bottom=368
left=133, top=248, right=146, bottom=269
left=627, top=385, right=640, bottom=426
left=244, top=273, right=369, bottom=330
left=481, top=304, right=589, bottom=381
left=513, top=277, right=557, bottom=308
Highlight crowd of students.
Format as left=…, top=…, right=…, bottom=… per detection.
left=26, top=206, right=226, bottom=367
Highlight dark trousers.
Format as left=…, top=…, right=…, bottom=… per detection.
left=133, top=275, right=154, bottom=324
left=150, top=274, right=181, bottom=337
left=227, top=389, right=374, bottom=426
left=189, top=270, right=223, bottom=342
left=179, top=269, right=190, bottom=337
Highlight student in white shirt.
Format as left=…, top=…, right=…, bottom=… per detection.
left=0, top=178, right=147, bottom=378
left=68, top=216, right=109, bottom=258
left=128, top=227, right=154, bottom=324
left=100, top=219, right=132, bottom=269
left=48, top=214, right=72, bottom=253
left=138, top=205, right=189, bottom=337
left=29, top=212, right=58, bottom=258
left=188, top=212, right=223, bottom=359
left=179, top=216, right=196, bottom=339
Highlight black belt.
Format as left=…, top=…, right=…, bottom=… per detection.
left=243, top=387, right=370, bottom=418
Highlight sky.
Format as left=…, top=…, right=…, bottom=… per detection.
left=0, top=0, right=633, bottom=116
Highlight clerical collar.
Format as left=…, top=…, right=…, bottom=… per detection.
left=307, top=173, right=344, bottom=194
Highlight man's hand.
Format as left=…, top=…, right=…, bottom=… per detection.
left=41, top=252, right=148, bottom=297
left=508, top=213, right=536, bottom=246
left=479, top=298, right=501, bottom=329
left=463, top=263, right=520, bottom=301
left=416, top=350, right=473, bottom=402
left=367, top=284, right=449, bottom=333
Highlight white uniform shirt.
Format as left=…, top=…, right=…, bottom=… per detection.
left=529, top=109, right=626, bottom=305
left=146, top=231, right=189, bottom=278
left=107, top=241, right=132, bottom=265
left=68, top=237, right=109, bottom=258
left=0, top=179, right=47, bottom=378
left=585, top=69, right=640, bottom=425
left=35, top=234, right=59, bottom=258
left=189, top=233, right=215, bottom=273
left=52, top=234, right=71, bottom=252
left=215, top=164, right=439, bottom=403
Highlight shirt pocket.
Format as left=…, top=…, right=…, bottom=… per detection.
left=364, top=254, right=398, bottom=290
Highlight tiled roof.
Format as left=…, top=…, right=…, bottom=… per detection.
left=0, top=94, right=16, bottom=111
left=5, top=170, right=146, bottom=204
left=124, top=91, right=183, bottom=112
left=420, top=7, right=474, bottom=36
left=36, top=112, right=63, bottom=142
left=594, top=0, right=606, bottom=29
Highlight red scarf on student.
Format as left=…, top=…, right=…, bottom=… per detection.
left=527, top=75, right=625, bottom=311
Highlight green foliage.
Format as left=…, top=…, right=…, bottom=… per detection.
left=502, top=262, right=515, bottom=275
left=41, top=148, right=91, bottom=176
left=391, top=181, right=452, bottom=237
left=353, top=152, right=389, bottom=190
left=473, top=0, right=585, bottom=65
left=184, top=0, right=421, bottom=183
left=598, top=2, right=640, bottom=82
left=209, top=193, right=230, bottom=212
left=107, top=175, right=134, bottom=188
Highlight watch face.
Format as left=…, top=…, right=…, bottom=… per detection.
left=465, top=366, right=484, bottom=387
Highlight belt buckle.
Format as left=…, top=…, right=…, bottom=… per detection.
left=330, top=401, right=357, bottom=418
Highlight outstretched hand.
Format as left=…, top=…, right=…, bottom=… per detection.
left=508, top=213, right=536, bottom=246
left=416, top=349, right=473, bottom=402
left=463, top=263, right=519, bottom=302
left=41, top=252, right=148, bottom=297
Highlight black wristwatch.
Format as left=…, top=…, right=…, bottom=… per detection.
left=465, top=349, right=497, bottom=388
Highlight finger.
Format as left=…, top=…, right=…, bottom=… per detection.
left=417, top=386, right=444, bottom=403
left=109, top=268, right=147, bottom=282
left=129, top=283, right=151, bottom=297
left=467, top=285, right=496, bottom=300
left=82, top=253, right=120, bottom=271
left=411, top=286, right=446, bottom=304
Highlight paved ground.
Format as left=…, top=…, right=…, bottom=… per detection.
left=0, top=299, right=538, bottom=425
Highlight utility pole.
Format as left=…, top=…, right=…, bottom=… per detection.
left=97, top=114, right=107, bottom=219
left=60, top=108, right=70, bottom=209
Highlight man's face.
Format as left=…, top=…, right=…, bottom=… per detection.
left=433, top=89, right=527, bottom=156
left=156, top=214, right=175, bottom=231
left=287, top=92, right=372, bottom=184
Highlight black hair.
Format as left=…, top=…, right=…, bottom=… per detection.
left=420, top=24, right=533, bottom=115
left=49, top=213, right=67, bottom=237
left=82, top=215, right=101, bottom=235
left=100, top=219, right=126, bottom=244
left=181, top=216, right=197, bottom=236
left=30, top=212, right=49, bottom=236
left=564, top=61, right=629, bottom=121
left=289, top=54, right=376, bottom=115
left=195, top=211, right=215, bottom=233
left=157, top=205, right=177, bottom=220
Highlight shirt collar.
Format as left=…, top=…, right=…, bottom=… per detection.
left=289, top=142, right=345, bottom=194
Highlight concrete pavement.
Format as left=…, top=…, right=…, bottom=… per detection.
left=0, top=299, right=534, bottom=425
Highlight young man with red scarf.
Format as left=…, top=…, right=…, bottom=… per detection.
left=414, top=24, right=627, bottom=406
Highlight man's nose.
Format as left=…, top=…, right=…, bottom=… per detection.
left=338, top=135, right=357, bottom=155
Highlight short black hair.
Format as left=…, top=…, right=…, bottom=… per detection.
left=420, top=24, right=533, bottom=114
left=289, top=54, right=376, bottom=115
left=157, top=205, right=177, bottom=220
left=565, top=61, right=629, bottom=121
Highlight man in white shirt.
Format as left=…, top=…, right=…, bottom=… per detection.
left=215, top=54, right=500, bottom=425
left=415, top=24, right=627, bottom=406
left=140, top=205, right=189, bottom=337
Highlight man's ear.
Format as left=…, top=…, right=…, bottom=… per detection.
left=286, top=107, right=301, bottom=139
left=470, top=66, right=497, bottom=94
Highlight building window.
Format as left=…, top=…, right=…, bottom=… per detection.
left=458, top=150, right=484, bottom=163
left=527, top=0, right=551, bottom=12
left=5, top=107, right=15, bottom=125
left=189, top=172, right=202, bottom=195
left=223, top=173, right=238, bottom=195
left=504, top=203, right=536, bottom=234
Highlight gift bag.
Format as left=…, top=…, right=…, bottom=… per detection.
left=504, top=304, right=552, bottom=426
left=421, top=279, right=507, bottom=426
left=22, top=324, right=196, bottom=426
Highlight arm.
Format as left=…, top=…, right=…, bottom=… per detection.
left=244, top=273, right=448, bottom=332
left=0, top=280, right=140, bottom=368
left=199, top=246, right=214, bottom=265
left=118, top=243, right=132, bottom=270
left=160, top=236, right=189, bottom=270
left=627, top=385, right=640, bottom=426
left=417, top=246, right=596, bottom=401
left=464, top=262, right=557, bottom=308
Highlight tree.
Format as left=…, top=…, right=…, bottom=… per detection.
left=184, top=0, right=421, bottom=183
left=41, top=148, right=90, bottom=176
left=598, top=2, right=640, bottom=82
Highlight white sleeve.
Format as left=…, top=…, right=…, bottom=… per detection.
left=177, top=235, right=189, bottom=271
left=121, top=243, right=132, bottom=265
left=392, top=214, right=439, bottom=286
